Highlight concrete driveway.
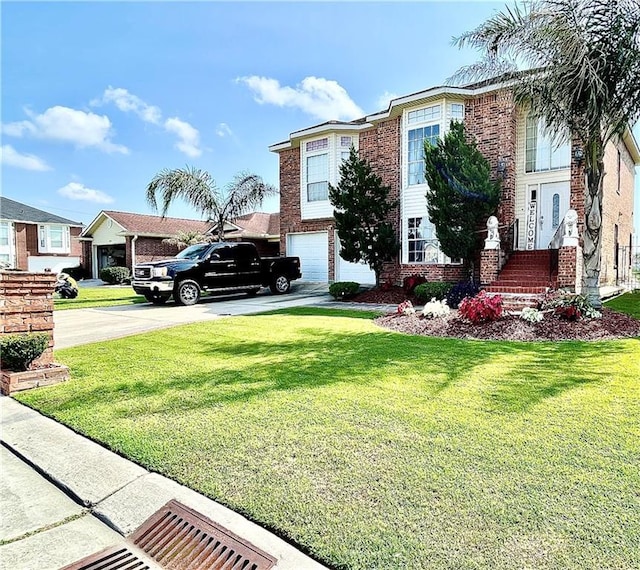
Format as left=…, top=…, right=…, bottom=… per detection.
left=54, top=284, right=330, bottom=349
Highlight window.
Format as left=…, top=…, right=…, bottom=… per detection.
left=408, top=105, right=441, bottom=124
left=450, top=103, right=464, bottom=121
left=525, top=116, right=570, bottom=172
left=408, top=125, right=440, bottom=185
left=306, top=153, right=329, bottom=202
left=306, top=138, right=328, bottom=152
left=407, top=217, right=440, bottom=263
left=38, top=224, right=70, bottom=254
left=340, top=136, right=353, bottom=147
left=0, top=222, right=9, bottom=247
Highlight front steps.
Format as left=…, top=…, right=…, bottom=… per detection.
left=484, top=250, right=557, bottom=311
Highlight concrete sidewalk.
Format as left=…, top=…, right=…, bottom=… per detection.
left=0, top=397, right=326, bottom=570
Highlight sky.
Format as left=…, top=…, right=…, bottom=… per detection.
left=2, top=0, right=639, bottom=234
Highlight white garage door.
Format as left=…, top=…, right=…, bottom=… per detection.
left=287, top=232, right=328, bottom=282
left=335, top=235, right=376, bottom=284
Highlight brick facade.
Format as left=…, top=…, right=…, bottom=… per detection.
left=0, top=271, right=56, bottom=367
left=12, top=223, right=83, bottom=271
left=274, top=83, right=636, bottom=289
left=465, top=90, right=518, bottom=229
left=480, top=250, right=500, bottom=286
left=557, top=246, right=578, bottom=289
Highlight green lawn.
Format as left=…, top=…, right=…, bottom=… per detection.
left=16, top=307, right=640, bottom=569
left=605, top=290, right=640, bottom=319
left=54, top=286, right=146, bottom=310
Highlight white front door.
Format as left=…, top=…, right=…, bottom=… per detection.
left=537, top=181, right=570, bottom=248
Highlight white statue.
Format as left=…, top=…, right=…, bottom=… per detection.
left=562, top=209, right=579, bottom=247
left=484, top=216, right=500, bottom=249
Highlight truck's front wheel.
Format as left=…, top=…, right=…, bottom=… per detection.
left=270, top=274, right=290, bottom=295
left=175, top=280, right=201, bottom=306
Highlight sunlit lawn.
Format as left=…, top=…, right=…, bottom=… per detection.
left=605, top=290, right=640, bottom=319
left=16, top=306, right=640, bottom=569
left=54, top=286, right=146, bottom=310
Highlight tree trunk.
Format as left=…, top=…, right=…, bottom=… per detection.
left=582, top=141, right=605, bottom=309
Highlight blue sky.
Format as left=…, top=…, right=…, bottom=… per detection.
left=2, top=1, right=639, bottom=233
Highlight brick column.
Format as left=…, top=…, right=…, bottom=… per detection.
left=0, top=271, right=56, bottom=367
left=480, top=250, right=500, bottom=285
left=557, top=246, right=578, bottom=291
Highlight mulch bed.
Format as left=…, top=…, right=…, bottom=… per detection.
left=351, top=286, right=414, bottom=305
left=375, top=309, right=640, bottom=341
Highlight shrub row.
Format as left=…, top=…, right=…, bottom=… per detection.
left=100, top=266, right=131, bottom=284
left=0, top=333, right=49, bottom=371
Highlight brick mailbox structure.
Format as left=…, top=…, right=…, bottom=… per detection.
left=0, top=271, right=69, bottom=395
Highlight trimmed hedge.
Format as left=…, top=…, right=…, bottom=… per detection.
left=414, top=282, right=453, bottom=304
left=329, top=281, right=360, bottom=300
left=0, top=333, right=49, bottom=371
left=100, top=266, right=131, bottom=284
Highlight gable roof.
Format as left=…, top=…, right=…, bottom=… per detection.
left=81, top=209, right=280, bottom=240
left=0, top=197, right=83, bottom=226
left=222, top=212, right=279, bottom=239
left=81, top=210, right=213, bottom=238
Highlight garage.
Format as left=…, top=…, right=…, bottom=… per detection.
left=335, top=235, right=376, bottom=284
left=287, top=232, right=328, bottom=282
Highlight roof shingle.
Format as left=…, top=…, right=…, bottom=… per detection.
left=0, top=197, right=84, bottom=226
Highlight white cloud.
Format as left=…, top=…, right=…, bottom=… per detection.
left=92, top=87, right=162, bottom=125
left=57, top=182, right=114, bottom=204
left=0, top=145, right=51, bottom=171
left=2, top=106, right=128, bottom=154
left=376, top=91, right=400, bottom=111
left=164, top=117, right=202, bottom=158
left=216, top=122, right=233, bottom=137
left=237, top=75, right=363, bottom=121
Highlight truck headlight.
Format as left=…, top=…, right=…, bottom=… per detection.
left=151, top=267, right=168, bottom=277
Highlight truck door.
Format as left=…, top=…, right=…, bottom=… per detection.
left=203, top=244, right=235, bottom=290
left=232, top=244, right=262, bottom=288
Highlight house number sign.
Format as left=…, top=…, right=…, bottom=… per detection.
left=526, top=200, right=537, bottom=250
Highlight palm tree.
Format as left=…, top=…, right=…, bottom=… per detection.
left=453, top=0, right=640, bottom=307
left=146, top=167, right=277, bottom=241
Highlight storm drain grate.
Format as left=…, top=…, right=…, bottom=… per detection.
left=60, top=544, right=156, bottom=570
left=131, top=500, right=277, bottom=570
left=61, top=500, right=277, bottom=570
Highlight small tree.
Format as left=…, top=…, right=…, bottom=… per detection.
left=423, top=121, right=500, bottom=272
left=329, top=147, right=399, bottom=285
left=162, top=230, right=211, bottom=250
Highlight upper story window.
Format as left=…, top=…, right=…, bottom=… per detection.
left=306, top=138, right=328, bottom=152
left=306, top=153, right=329, bottom=202
left=525, top=116, right=570, bottom=172
left=450, top=103, right=464, bottom=121
left=38, top=224, right=70, bottom=254
left=408, top=124, right=440, bottom=185
left=0, top=222, right=10, bottom=247
left=406, top=104, right=442, bottom=186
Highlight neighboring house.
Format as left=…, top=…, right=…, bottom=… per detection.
left=270, top=78, right=639, bottom=290
left=80, top=210, right=280, bottom=279
left=0, top=197, right=84, bottom=273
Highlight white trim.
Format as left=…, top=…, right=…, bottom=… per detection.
left=0, top=221, right=16, bottom=268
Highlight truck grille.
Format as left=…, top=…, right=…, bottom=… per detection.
left=134, top=267, right=151, bottom=279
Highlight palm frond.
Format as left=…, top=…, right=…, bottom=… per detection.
left=146, top=166, right=220, bottom=218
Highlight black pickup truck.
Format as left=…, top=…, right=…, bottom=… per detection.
left=131, top=241, right=302, bottom=305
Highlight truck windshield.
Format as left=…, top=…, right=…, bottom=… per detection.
left=176, top=244, right=211, bottom=260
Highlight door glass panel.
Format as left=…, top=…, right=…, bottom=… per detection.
left=552, top=193, right=560, bottom=228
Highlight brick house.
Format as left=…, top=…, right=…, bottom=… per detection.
left=269, top=78, right=639, bottom=292
left=80, top=210, right=280, bottom=279
left=0, top=197, right=84, bottom=273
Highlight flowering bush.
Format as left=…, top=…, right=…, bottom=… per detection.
left=402, top=274, right=427, bottom=294
left=458, top=291, right=503, bottom=324
left=520, top=307, right=543, bottom=323
left=540, top=291, right=602, bottom=320
left=422, top=298, right=450, bottom=319
left=397, top=300, right=416, bottom=315
left=446, top=281, right=481, bottom=309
